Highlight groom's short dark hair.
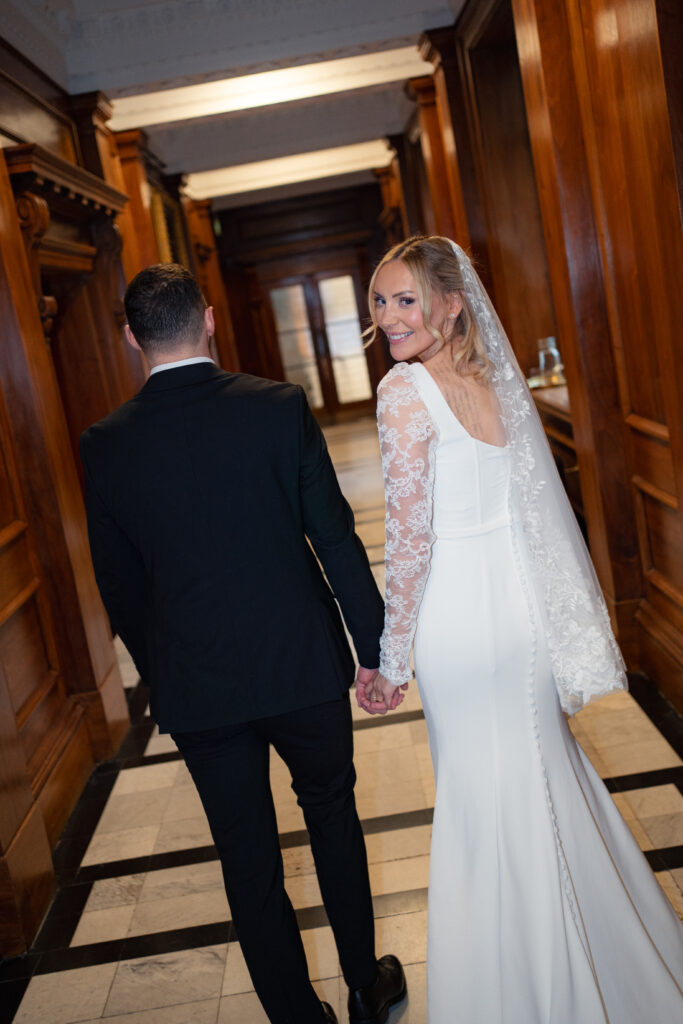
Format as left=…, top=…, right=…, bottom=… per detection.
left=125, top=263, right=206, bottom=354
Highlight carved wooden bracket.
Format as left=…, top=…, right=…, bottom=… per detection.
left=194, top=241, right=213, bottom=265
left=14, top=191, right=59, bottom=340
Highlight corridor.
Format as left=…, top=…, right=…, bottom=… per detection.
left=2, top=417, right=682, bottom=1024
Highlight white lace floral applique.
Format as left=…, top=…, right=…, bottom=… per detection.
left=377, top=363, right=437, bottom=687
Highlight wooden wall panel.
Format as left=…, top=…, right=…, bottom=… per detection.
left=182, top=197, right=240, bottom=371
left=569, top=0, right=683, bottom=704
left=510, top=0, right=643, bottom=660
left=507, top=0, right=683, bottom=703
left=0, top=144, right=134, bottom=952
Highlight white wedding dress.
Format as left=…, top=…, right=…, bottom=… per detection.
left=377, top=360, right=683, bottom=1023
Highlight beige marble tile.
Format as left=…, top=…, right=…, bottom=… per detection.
left=597, top=737, right=681, bottom=776
left=302, top=926, right=341, bottom=981
left=655, top=871, right=683, bottom=921
left=222, top=941, right=254, bottom=996
left=356, top=519, right=385, bottom=548
left=96, top=788, right=173, bottom=834
left=282, top=844, right=317, bottom=878
left=355, top=776, right=429, bottom=823
left=138, top=860, right=224, bottom=902
left=162, top=783, right=206, bottom=822
left=14, top=962, right=118, bottom=1024
left=369, top=854, right=430, bottom=895
left=217, top=991, right=268, bottom=1023
left=623, top=816, right=654, bottom=851
left=314, top=976, right=343, bottom=1017
left=284, top=871, right=322, bottom=910
left=82, top=824, right=160, bottom=866
left=71, top=904, right=136, bottom=946
left=85, top=873, right=146, bottom=911
left=82, top=998, right=219, bottom=1024
left=145, top=730, right=179, bottom=756
left=111, top=761, right=181, bottom=797
left=152, top=815, right=213, bottom=854
left=364, top=825, right=432, bottom=866
left=274, top=797, right=306, bottom=834
left=639, top=812, right=683, bottom=848
left=105, top=945, right=227, bottom=1016
left=353, top=721, right=421, bottom=756
left=374, top=909, right=428, bottom=967
left=615, top=784, right=683, bottom=820
left=579, top=706, right=668, bottom=750
left=128, top=888, right=229, bottom=936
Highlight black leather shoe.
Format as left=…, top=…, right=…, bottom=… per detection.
left=348, top=954, right=407, bottom=1023
left=321, top=1001, right=338, bottom=1023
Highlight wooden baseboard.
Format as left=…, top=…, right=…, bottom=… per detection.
left=635, top=600, right=683, bottom=712
left=0, top=799, right=54, bottom=957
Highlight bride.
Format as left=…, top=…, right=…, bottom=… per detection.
left=357, top=236, right=683, bottom=1022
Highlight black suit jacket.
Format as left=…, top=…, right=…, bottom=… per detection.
left=80, top=362, right=384, bottom=732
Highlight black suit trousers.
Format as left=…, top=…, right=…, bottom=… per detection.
left=172, top=693, right=376, bottom=1023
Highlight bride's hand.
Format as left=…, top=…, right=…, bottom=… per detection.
left=366, top=673, right=407, bottom=714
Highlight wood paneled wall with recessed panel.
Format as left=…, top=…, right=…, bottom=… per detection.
left=508, top=0, right=682, bottom=702
left=0, top=53, right=137, bottom=954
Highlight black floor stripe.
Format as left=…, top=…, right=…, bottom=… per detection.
left=602, top=766, right=683, bottom=795
left=26, top=888, right=429, bottom=978
left=645, top=845, right=683, bottom=872
left=70, top=807, right=435, bottom=886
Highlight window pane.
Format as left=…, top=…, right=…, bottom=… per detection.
left=269, top=285, right=323, bottom=409
left=318, top=276, right=372, bottom=404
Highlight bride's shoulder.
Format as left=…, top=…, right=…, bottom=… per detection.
left=378, top=361, right=418, bottom=397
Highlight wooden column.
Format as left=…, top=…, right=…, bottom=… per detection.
left=405, top=76, right=459, bottom=239
left=114, top=129, right=162, bottom=270
left=181, top=197, right=240, bottom=371
left=510, top=0, right=645, bottom=662
left=420, top=26, right=496, bottom=274
left=373, top=157, right=409, bottom=247
left=418, top=29, right=472, bottom=250
left=70, top=92, right=144, bottom=286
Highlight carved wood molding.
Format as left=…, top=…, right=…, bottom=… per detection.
left=14, top=191, right=59, bottom=339
left=5, top=143, right=127, bottom=217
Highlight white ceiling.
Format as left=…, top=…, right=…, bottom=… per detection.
left=4, top=0, right=465, bottom=204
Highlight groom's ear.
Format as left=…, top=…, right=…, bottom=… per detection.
left=124, top=324, right=142, bottom=352
left=204, top=306, right=215, bottom=339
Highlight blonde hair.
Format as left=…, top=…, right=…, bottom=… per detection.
left=365, top=235, right=491, bottom=380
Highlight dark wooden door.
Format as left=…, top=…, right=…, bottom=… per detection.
left=266, top=262, right=376, bottom=421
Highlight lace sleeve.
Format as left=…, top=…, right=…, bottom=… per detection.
left=377, top=364, right=438, bottom=687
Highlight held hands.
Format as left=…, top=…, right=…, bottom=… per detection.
left=355, top=665, right=408, bottom=716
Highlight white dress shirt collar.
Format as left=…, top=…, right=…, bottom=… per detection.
left=149, top=356, right=215, bottom=376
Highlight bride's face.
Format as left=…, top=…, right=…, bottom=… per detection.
left=372, top=259, right=461, bottom=362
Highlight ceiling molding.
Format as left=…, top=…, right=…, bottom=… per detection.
left=108, top=47, right=433, bottom=130
left=147, top=84, right=414, bottom=174
left=184, top=139, right=393, bottom=200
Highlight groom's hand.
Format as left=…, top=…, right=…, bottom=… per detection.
left=355, top=666, right=385, bottom=715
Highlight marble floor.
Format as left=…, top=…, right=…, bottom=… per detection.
left=2, top=416, right=682, bottom=1024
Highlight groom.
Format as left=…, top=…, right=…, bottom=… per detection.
left=80, top=264, right=406, bottom=1024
